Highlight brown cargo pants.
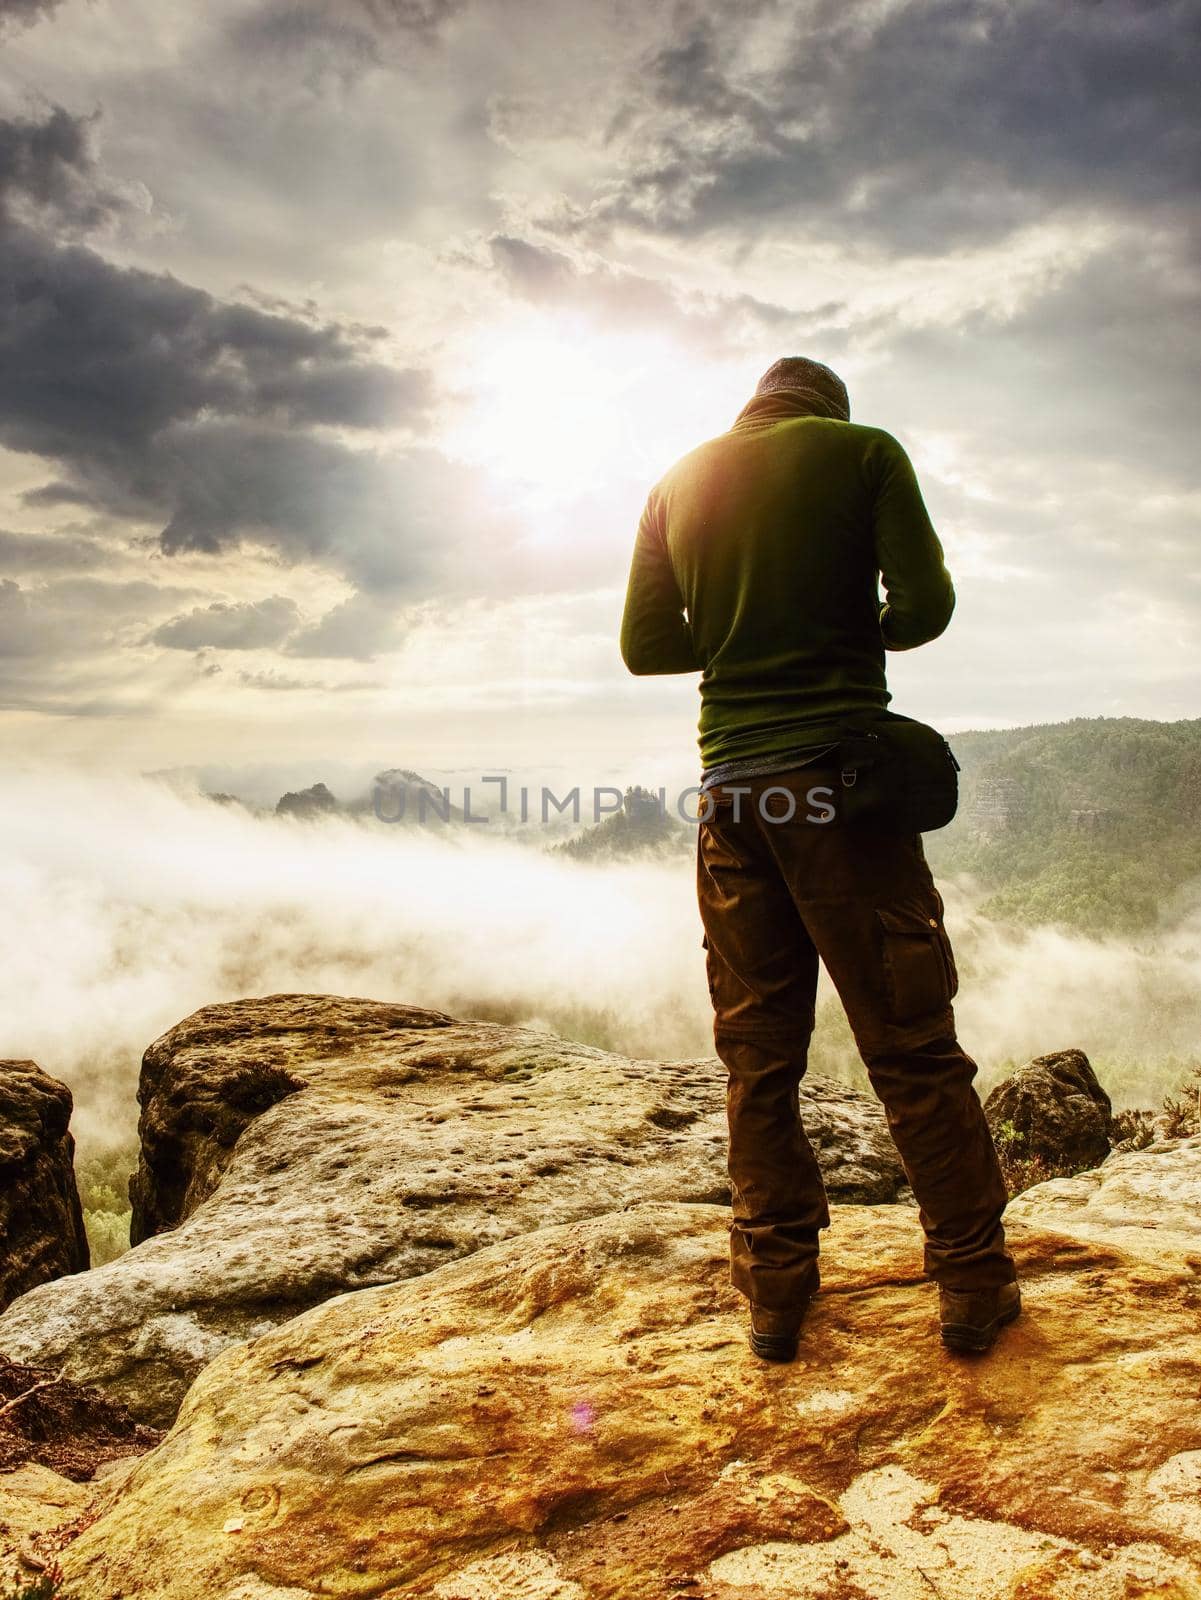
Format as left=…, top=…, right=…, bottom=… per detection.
left=696, top=763, right=1015, bottom=1310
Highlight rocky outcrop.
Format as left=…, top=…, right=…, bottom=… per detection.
left=0, top=996, right=904, bottom=1425
left=0, top=1060, right=88, bottom=1311
left=1007, top=1133, right=1201, bottom=1258
left=52, top=1144, right=1201, bottom=1599
left=557, top=786, right=690, bottom=860
left=984, top=1047, right=1113, bottom=1177
left=274, top=781, right=338, bottom=819
left=368, top=767, right=465, bottom=824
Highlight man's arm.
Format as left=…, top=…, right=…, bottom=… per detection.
left=868, top=432, right=956, bottom=650
left=620, top=490, right=699, bottom=675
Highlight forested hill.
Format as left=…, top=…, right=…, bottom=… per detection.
left=925, top=717, right=1201, bottom=932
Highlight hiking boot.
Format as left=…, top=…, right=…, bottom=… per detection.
left=748, top=1301, right=810, bottom=1363
left=939, top=1280, right=1021, bottom=1353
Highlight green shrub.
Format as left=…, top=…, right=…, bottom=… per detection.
left=991, top=1119, right=1070, bottom=1198
left=75, top=1145, right=137, bottom=1266
left=83, top=1206, right=131, bottom=1266
left=1162, top=1061, right=1201, bottom=1138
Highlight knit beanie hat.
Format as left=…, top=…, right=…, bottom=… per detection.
left=754, top=356, right=850, bottom=421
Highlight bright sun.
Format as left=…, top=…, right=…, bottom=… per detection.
left=444, top=315, right=724, bottom=507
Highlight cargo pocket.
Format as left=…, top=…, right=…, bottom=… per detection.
left=877, top=905, right=955, bottom=1024
left=932, top=890, right=959, bottom=1000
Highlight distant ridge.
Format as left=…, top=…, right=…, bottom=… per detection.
left=556, top=785, right=690, bottom=861
left=928, top=716, right=1201, bottom=931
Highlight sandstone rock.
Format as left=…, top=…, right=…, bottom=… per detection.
left=0, top=1059, right=88, bottom=1311
left=1008, top=1133, right=1201, bottom=1259
left=0, top=1460, right=92, bottom=1590
left=0, top=995, right=904, bottom=1425
left=56, top=1164, right=1201, bottom=1599
left=984, top=1047, right=1113, bottom=1176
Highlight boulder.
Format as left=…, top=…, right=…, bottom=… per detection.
left=0, top=1060, right=88, bottom=1311
left=984, top=1047, right=1113, bottom=1177
left=0, top=995, right=905, bottom=1425
left=53, top=1154, right=1201, bottom=1599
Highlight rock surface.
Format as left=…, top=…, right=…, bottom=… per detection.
left=984, top=1047, right=1113, bottom=1174
left=0, top=995, right=904, bottom=1425
left=0, top=1059, right=88, bottom=1311
left=0, top=1461, right=93, bottom=1588
left=1008, top=1133, right=1201, bottom=1258
left=55, top=1146, right=1201, bottom=1600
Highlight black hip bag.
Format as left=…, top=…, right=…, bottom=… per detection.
left=835, top=711, right=960, bottom=833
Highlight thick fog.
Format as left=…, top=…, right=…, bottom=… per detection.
left=2, top=767, right=1197, bottom=1154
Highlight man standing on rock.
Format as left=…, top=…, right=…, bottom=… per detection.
left=620, top=357, right=1019, bottom=1362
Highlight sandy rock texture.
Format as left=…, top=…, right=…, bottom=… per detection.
left=0, top=1461, right=92, bottom=1588
left=1007, top=1133, right=1201, bottom=1258
left=0, top=1059, right=88, bottom=1311
left=0, top=995, right=904, bottom=1425
left=56, top=1160, right=1201, bottom=1600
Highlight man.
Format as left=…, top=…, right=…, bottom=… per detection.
left=620, top=356, right=1018, bottom=1363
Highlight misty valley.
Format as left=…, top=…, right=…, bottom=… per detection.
left=0, top=714, right=1194, bottom=1275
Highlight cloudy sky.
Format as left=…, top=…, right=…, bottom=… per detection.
left=0, top=0, right=1197, bottom=787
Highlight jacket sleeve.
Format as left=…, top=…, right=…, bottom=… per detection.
left=869, top=433, right=956, bottom=651
left=620, top=489, right=699, bottom=675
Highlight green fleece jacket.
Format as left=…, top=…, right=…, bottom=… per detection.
left=619, top=388, right=955, bottom=770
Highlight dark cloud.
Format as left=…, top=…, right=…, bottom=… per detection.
left=0, top=106, right=128, bottom=233
left=882, top=236, right=1201, bottom=489
left=127, top=425, right=494, bottom=594
left=0, top=224, right=430, bottom=459
left=353, top=0, right=463, bottom=26
left=229, top=0, right=465, bottom=72
left=0, top=0, right=64, bottom=33
left=0, top=108, right=460, bottom=594
left=489, top=235, right=578, bottom=297
left=555, top=0, right=1201, bottom=252
left=0, top=576, right=195, bottom=660
left=0, top=578, right=39, bottom=657
left=149, top=596, right=301, bottom=651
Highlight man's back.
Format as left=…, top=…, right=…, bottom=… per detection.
left=621, top=386, right=956, bottom=772
left=618, top=356, right=1019, bottom=1364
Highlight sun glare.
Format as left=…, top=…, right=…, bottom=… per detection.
left=444, top=316, right=726, bottom=507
